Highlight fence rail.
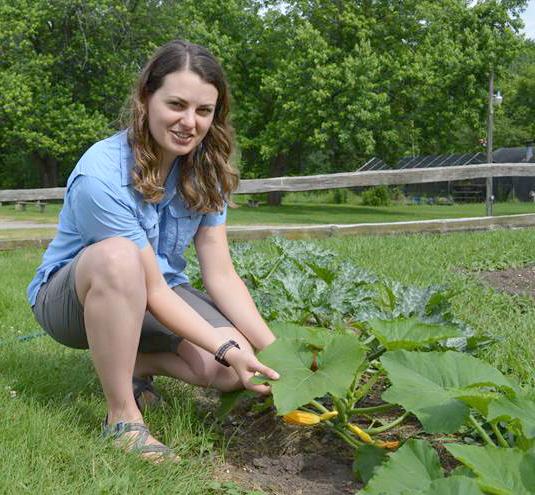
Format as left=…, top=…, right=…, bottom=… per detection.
left=0, top=163, right=534, bottom=202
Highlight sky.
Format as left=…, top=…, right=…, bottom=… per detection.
left=521, top=0, right=535, bottom=39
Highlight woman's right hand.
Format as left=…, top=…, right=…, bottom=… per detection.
left=225, top=347, right=279, bottom=395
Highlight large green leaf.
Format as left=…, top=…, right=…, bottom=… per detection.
left=487, top=396, right=535, bottom=440
left=367, top=317, right=461, bottom=350
left=269, top=321, right=330, bottom=348
left=353, top=444, right=389, bottom=484
left=255, top=333, right=367, bottom=414
left=446, top=444, right=535, bottom=495
left=381, top=351, right=517, bottom=433
left=361, top=439, right=443, bottom=494
left=401, top=476, right=485, bottom=495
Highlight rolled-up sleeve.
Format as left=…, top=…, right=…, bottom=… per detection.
left=69, top=175, right=148, bottom=248
left=199, top=203, right=227, bottom=227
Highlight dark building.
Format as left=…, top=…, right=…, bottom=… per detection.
left=360, top=143, right=535, bottom=202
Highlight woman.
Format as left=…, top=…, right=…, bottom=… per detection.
left=27, top=40, right=279, bottom=461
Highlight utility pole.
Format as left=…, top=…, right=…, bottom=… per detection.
left=486, top=70, right=494, bottom=216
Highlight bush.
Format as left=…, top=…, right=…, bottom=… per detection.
left=332, top=189, right=348, bottom=204
left=361, top=186, right=391, bottom=206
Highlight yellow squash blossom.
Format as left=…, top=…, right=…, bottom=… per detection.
left=283, top=409, right=338, bottom=426
left=375, top=439, right=400, bottom=450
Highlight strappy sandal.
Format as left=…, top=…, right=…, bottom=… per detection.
left=133, top=376, right=166, bottom=412
left=101, top=417, right=179, bottom=463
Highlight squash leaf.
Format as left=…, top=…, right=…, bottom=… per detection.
left=381, top=350, right=517, bottom=433
left=361, top=439, right=443, bottom=494
left=254, top=332, right=366, bottom=414
left=446, top=444, right=535, bottom=495
left=367, top=317, right=461, bottom=350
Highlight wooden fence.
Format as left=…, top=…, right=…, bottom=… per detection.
left=1, top=163, right=534, bottom=202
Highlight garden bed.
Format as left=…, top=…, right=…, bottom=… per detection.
left=478, top=264, right=535, bottom=299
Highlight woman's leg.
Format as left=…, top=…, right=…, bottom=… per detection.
left=134, top=326, right=252, bottom=392
left=74, top=237, right=149, bottom=425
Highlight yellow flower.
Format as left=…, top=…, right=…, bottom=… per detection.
left=348, top=423, right=374, bottom=444
left=283, top=410, right=321, bottom=425
left=375, top=439, right=400, bottom=450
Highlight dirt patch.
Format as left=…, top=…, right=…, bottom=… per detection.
left=477, top=264, right=535, bottom=299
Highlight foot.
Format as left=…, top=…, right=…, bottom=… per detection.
left=133, top=376, right=166, bottom=412
left=102, top=416, right=179, bottom=464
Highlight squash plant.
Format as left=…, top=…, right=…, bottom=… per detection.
left=251, top=321, right=535, bottom=494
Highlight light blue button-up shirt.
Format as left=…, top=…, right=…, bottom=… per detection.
left=27, top=131, right=226, bottom=306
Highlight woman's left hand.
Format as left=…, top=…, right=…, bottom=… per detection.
left=225, top=347, right=279, bottom=395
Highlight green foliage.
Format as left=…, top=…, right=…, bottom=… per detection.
left=254, top=322, right=367, bottom=414
left=381, top=350, right=517, bottom=433
left=445, top=444, right=535, bottom=495
left=353, top=444, right=389, bottom=484
left=367, top=318, right=462, bottom=351
left=362, top=440, right=485, bottom=495
left=361, top=440, right=444, bottom=495
left=1, top=0, right=530, bottom=186
left=361, top=186, right=392, bottom=207
left=488, top=396, right=535, bottom=441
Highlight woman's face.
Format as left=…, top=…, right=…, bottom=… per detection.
left=146, top=69, right=218, bottom=167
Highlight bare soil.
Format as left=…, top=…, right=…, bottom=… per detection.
left=476, top=264, right=535, bottom=299
left=216, top=408, right=361, bottom=495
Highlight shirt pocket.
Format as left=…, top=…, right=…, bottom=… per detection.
left=138, top=207, right=159, bottom=250
left=164, top=202, right=202, bottom=254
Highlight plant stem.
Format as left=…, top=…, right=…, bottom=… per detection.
left=350, top=369, right=379, bottom=404
left=468, top=415, right=497, bottom=447
left=350, top=403, right=397, bottom=415
left=309, top=399, right=329, bottom=414
left=491, top=422, right=509, bottom=448
left=365, top=411, right=409, bottom=434
left=331, top=426, right=362, bottom=449
left=263, top=254, right=285, bottom=282
left=368, top=346, right=386, bottom=362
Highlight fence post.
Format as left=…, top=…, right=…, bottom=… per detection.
left=486, top=70, right=494, bottom=216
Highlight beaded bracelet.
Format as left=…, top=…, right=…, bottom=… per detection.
left=215, top=340, right=241, bottom=367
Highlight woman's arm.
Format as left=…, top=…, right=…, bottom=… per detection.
left=193, top=224, right=276, bottom=351
left=140, top=244, right=278, bottom=391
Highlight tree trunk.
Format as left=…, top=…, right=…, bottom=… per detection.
left=33, top=153, right=59, bottom=187
left=267, top=152, right=286, bottom=206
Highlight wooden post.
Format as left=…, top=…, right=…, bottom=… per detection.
left=486, top=70, right=494, bottom=216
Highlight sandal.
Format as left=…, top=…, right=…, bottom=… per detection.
left=101, top=417, right=179, bottom=463
left=133, top=375, right=166, bottom=412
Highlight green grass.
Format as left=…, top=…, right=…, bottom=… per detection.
left=227, top=200, right=535, bottom=225
left=0, top=249, right=226, bottom=494
left=0, top=204, right=61, bottom=224
left=1, top=226, right=534, bottom=491
left=1, top=201, right=534, bottom=232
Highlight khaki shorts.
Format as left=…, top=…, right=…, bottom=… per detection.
left=32, top=251, right=233, bottom=353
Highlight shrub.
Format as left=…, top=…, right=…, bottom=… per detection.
left=361, top=186, right=391, bottom=206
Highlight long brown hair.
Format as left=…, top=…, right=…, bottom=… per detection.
left=124, top=40, right=238, bottom=211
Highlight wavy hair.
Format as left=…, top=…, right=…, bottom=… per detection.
left=123, top=40, right=239, bottom=211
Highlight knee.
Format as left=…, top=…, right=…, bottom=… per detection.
left=191, top=358, right=241, bottom=392
left=213, top=367, right=242, bottom=393
left=86, top=237, right=145, bottom=295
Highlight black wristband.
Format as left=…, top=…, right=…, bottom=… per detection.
left=215, top=340, right=241, bottom=367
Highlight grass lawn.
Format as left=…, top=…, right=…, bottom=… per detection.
left=0, top=228, right=534, bottom=492
left=227, top=200, right=535, bottom=225
left=0, top=201, right=534, bottom=230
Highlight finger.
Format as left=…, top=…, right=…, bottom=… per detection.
left=255, top=364, right=279, bottom=381
left=246, top=382, right=272, bottom=395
